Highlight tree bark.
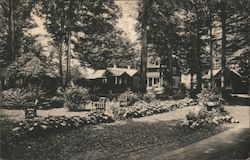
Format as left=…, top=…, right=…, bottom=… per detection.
left=8, top=0, right=15, bottom=61
left=207, top=0, right=214, bottom=90
left=196, top=24, right=202, bottom=93
left=209, top=11, right=213, bottom=90
left=168, top=50, right=173, bottom=94
left=59, top=0, right=65, bottom=86
left=140, top=0, right=148, bottom=93
left=220, top=0, right=227, bottom=97
left=65, top=31, right=71, bottom=85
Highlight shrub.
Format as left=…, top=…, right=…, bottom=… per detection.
left=111, top=105, right=128, bottom=120
left=88, top=112, right=115, bottom=123
left=37, top=96, right=64, bottom=109
left=118, top=91, right=139, bottom=106
left=64, top=83, right=90, bottom=111
left=11, top=112, right=115, bottom=138
left=197, top=90, right=222, bottom=106
left=120, top=100, right=185, bottom=119
left=0, top=88, right=45, bottom=109
left=142, top=93, right=156, bottom=103
left=181, top=107, right=239, bottom=129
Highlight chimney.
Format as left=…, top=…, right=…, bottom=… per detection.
left=113, top=64, right=117, bottom=68
left=127, top=65, right=131, bottom=69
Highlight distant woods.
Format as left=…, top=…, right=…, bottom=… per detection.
left=138, top=0, right=249, bottom=93
left=0, top=0, right=137, bottom=87
left=0, top=0, right=249, bottom=91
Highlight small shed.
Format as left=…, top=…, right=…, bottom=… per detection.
left=204, top=68, right=248, bottom=94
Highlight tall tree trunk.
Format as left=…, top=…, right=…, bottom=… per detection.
left=190, top=36, right=196, bottom=97
left=59, top=0, right=65, bottom=86
left=209, top=13, right=213, bottom=90
left=59, top=41, right=64, bottom=86
left=140, top=0, right=148, bottom=93
left=65, top=0, right=73, bottom=86
left=190, top=72, right=195, bottom=98
left=220, top=0, right=227, bottom=97
left=196, top=28, right=202, bottom=93
left=65, top=31, right=71, bottom=85
left=168, top=50, right=173, bottom=94
left=8, top=0, right=14, bottom=61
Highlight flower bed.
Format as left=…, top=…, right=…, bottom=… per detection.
left=118, top=98, right=196, bottom=119
left=10, top=98, right=196, bottom=138
left=181, top=107, right=239, bottom=129
left=11, top=112, right=114, bottom=138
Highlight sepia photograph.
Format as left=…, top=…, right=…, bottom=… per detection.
left=0, top=0, right=249, bottom=159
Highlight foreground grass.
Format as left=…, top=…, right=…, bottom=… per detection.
left=1, top=119, right=229, bottom=160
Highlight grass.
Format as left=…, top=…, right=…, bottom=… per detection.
left=1, top=119, right=229, bottom=160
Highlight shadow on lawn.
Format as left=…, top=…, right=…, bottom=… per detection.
left=1, top=119, right=230, bottom=160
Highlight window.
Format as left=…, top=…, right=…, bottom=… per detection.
left=102, top=77, right=107, bottom=83
left=115, top=76, right=118, bottom=84
left=149, top=78, right=152, bottom=87
left=119, top=77, right=122, bottom=84
left=154, top=78, right=159, bottom=84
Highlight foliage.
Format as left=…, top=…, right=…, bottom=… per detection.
left=197, top=89, right=222, bottom=106
left=37, top=0, right=136, bottom=80
left=11, top=112, right=115, bottom=138
left=37, top=96, right=64, bottom=110
left=88, top=112, right=115, bottom=124
left=2, top=116, right=226, bottom=160
left=0, top=0, right=38, bottom=60
left=5, top=53, right=58, bottom=79
left=111, top=106, right=128, bottom=120
left=118, top=91, right=140, bottom=106
left=0, top=88, right=45, bottom=108
left=142, top=93, right=156, bottom=103
left=64, top=83, right=90, bottom=111
left=120, top=99, right=194, bottom=119
left=181, top=107, right=239, bottom=129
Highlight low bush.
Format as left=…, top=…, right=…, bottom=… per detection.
left=120, top=100, right=186, bottom=119
left=38, top=96, right=64, bottom=109
left=118, top=91, right=140, bottom=106
left=110, top=98, right=195, bottom=119
left=11, top=112, right=115, bottom=138
left=181, top=107, right=239, bottom=129
left=0, top=88, right=45, bottom=109
left=88, top=112, right=115, bottom=123
left=111, top=106, right=128, bottom=120
left=197, top=90, right=222, bottom=106
left=64, top=83, right=90, bottom=111
left=142, top=93, right=156, bottom=103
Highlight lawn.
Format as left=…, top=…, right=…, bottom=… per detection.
left=1, top=118, right=229, bottom=160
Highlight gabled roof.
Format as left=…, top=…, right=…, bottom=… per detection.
left=86, top=70, right=106, bottom=79
left=203, top=68, right=243, bottom=79
left=203, top=69, right=220, bottom=79
left=106, top=67, right=126, bottom=76
left=106, top=67, right=138, bottom=77
left=80, top=67, right=139, bottom=79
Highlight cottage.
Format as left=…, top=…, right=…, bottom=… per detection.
left=146, top=55, right=182, bottom=94
left=203, top=68, right=248, bottom=94
left=146, top=57, right=164, bottom=94
left=79, top=65, right=139, bottom=93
